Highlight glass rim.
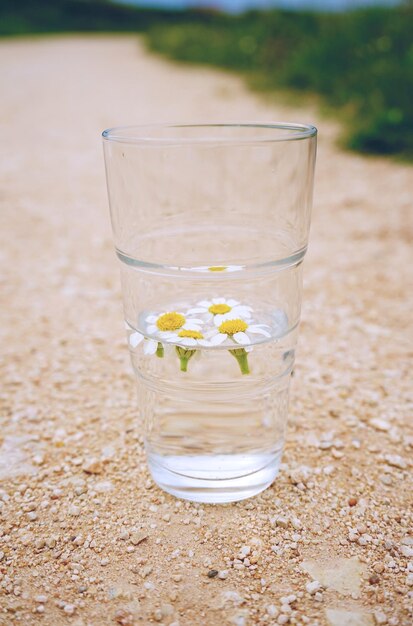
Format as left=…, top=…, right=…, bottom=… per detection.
left=102, top=122, right=317, bottom=146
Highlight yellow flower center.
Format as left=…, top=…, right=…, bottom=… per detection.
left=219, top=319, right=248, bottom=335
left=156, top=312, right=186, bottom=331
left=208, top=303, right=232, bottom=315
left=208, top=266, right=226, bottom=272
left=178, top=330, right=204, bottom=339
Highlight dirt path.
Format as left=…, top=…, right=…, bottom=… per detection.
left=0, top=35, right=412, bottom=626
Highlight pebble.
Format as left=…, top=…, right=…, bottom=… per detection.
left=380, top=474, right=393, bottom=486
left=218, top=570, right=229, bottom=580
left=207, top=569, right=218, bottom=578
left=119, top=531, right=130, bottom=541
left=400, top=545, right=413, bottom=558
left=63, top=604, right=75, bottom=615
left=348, top=497, right=358, bottom=507
left=277, top=615, right=289, bottom=625
left=140, top=565, right=153, bottom=578
left=69, top=505, right=81, bottom=517
left=35, top=595, right=48, bottom=603
left=275, top=516, right=289, bottom=528
left=27, top=511, right=38, bottom=521
left=238, top=546, right=251, bottom=558
left=374, top=611, right=387, bottom=625
left=100, top=558, right=110, bottom=566
left=369, top=574, right=380, bottom=585
left=306, top=580, right=322, bottom=595
left=384, top=455, right=407, bottom=470
left=83, top=458, right=103, bottom=474
left=130, top=532, right=148, bottom=546
left=370, top=418, right=391, bottom=432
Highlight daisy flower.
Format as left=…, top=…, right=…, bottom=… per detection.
left=208, top=317, right=271, bottom=346
left=187, top=297, right=252, bottom=325
left=182, top=265, right=244, bottom=273
left=145, top=311, right=203, bottom=340
left=165, top=329, right=212, bottom=348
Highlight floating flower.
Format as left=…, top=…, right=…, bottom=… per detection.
left=187, top=297, right=252, bottom=325
left=182, top=265, right=244, bottom=273
left=145, top=311, right=203, bottom=339
left=165, top=328, right=212, bottom=348
left=208, top=317, right=271, bottom=346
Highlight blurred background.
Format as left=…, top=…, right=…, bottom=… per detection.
left=1, top=0, right=412, bottom=159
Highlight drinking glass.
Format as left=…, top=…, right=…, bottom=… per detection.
left=102, top=123, right=317, bottom=503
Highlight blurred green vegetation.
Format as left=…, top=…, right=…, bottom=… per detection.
left=1, top=1, right=412, bottom=159
left=146, top=6, right=413, bottom=159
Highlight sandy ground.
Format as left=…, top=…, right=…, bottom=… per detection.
left=0, top=35, right=412, bottom=626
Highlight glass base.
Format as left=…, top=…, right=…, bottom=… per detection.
left=147, top=451, right=282, bottom=503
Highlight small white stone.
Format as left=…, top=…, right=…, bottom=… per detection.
left=63, top=604, right=75, bottom=615
left=100, top=558, right=110, bottom=566
left=384, top=455, right=407, bottom=469
left=370, top=418, right=391, bottom=432
left=400, top=545, right=413, bottom=558
left=69, top=505, right=80, bottom=517
left=374, top=611, right=388, bottom=625
left=277, top=615, right=289, bottom=625
left=35, top=595, right=48, bottom=604
left=239, top=545, right=251, bottom=558
left=291, top=518, right=302, bottom=530
left=306, top=580, right=322, bottom=595
left=266, top=604, right=278, bottom=617
left=275, top=516, right=289, bottom=528
left=218, top=570, right=229, bottom=579
left=405, top=573, right=413, bottom=586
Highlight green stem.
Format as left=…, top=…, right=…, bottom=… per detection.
left=175, top=346, right=196, bottom=372
left=156, top=342, right=164, bottom=358
left=229, top=348, right=250, bottom=375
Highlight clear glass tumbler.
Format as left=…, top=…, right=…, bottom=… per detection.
left=102, top=123, right=317, bottom=503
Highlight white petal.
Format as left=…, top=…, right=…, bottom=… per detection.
left=233, top=332, right=250, bottom=345
left=212, top=297, right=225, bottom=304
left=210, top=333, right=227, bottom=345
left=227, top=299, right=239, bottom=306
left=248, top=326, right=271, bottom=337
left=226, top=265, right=243, bottom=272
left=185, top=318, right=203, bottom=324
left=198, top=339, right=212, bottom=347
left=145, top=315, right=157, bottom=323
left=186, top=307, right=207, bottom=314
left=147, top=324, right=157, bottom=334
left=144, top=339, right=158, bottom=355
left=233, top=306, right=253, bottom=317
left=165, top=333, right=179, bottom=342
left=214, top=314, right=225, bottom=326
left=198, top=300, right=212, bottom=307
left=184, top=323, right=202, bottom=331
left=160, top=331, right=177, bottom=339
left=180, top=338, right=197, bottom=346
left=204, top=328, right=218, bottom=339
left=129, top=332, right=144, bottom=348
